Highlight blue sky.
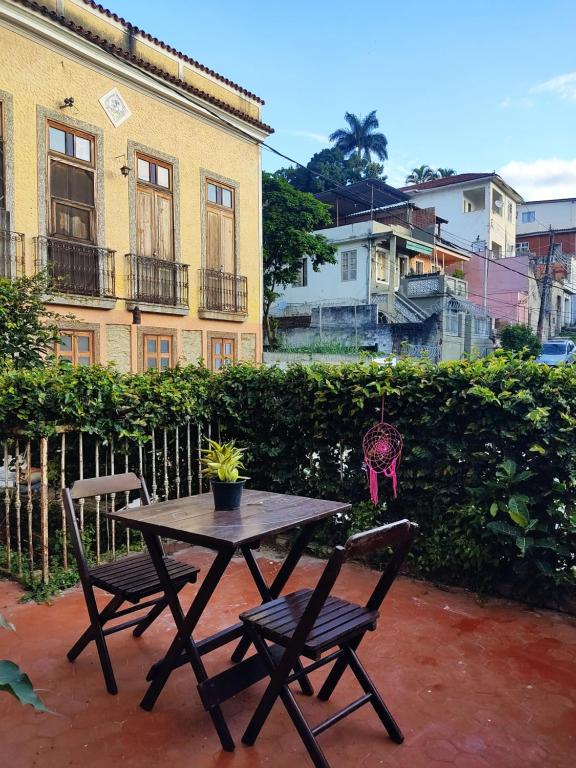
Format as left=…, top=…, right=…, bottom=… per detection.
left=110, top=0, right=576, bottom=200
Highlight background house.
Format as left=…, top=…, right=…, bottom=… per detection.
left=271, top=180, right=492, bottom=362
left=399, top=173, right=570, bottom=338
left=0, top=0, right=272, bottom=371
left=517, top=198, right=576, bottom=330
left=401, top=172, right=522, bottom=259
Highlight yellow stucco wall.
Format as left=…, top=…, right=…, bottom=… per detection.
left=63, top=0, right=262, bottom=120
left=0, top=7, right=264, bottom=370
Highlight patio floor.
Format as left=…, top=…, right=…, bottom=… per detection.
left=1, top=547, right=575, bottom=768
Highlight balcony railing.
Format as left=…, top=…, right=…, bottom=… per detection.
left=199, top=269, right=247, bottom=314
left=401, top=273, right=468, bottom=299
left=125, top=254, right=189, bottom=307
left=35, top=236, right=115, bottom=298
left=0, top=229, right=25, bottom=279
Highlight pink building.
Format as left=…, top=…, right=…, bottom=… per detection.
left=464, top=253, right=533, bottom=328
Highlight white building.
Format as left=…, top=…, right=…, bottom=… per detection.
left=401, top=173, right=523, bottom=258
left=518, top=198, right=576, bottom=235
left=270, top=202, right=493, bottom=361
left=516, top=198, right=576, bottom=327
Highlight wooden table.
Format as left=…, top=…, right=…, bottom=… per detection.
left=109, top=489, right=350, bottom=751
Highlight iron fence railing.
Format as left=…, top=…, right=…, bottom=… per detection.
left=125, top=253, right=189, bottom=307
left=0, top=424, right=206, bottom=584
left=0, top=229, right=25, bottom=279
left=35, top=236, right=115, bottom=298
left=199, top=268, right=247, bottom=313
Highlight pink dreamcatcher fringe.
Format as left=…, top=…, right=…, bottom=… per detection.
left=369, top=458, right=399, bottom=505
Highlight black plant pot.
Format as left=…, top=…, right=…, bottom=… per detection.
left=210, top=479, right=246, bottom=511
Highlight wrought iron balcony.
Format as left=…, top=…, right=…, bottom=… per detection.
left=199, top=269, right=247, bottom=314
left=125, top=253, right=189, bottom=307
left=0, top=229, right=25, bottom=279
left=35, top=236, right=115, bottom=298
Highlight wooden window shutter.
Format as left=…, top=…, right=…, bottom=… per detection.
left=154, top=192, right=174, bottom=260
left=137, top=187, right=154, bottom=257
left=207, top=210, right=221, bottom=269
left=220, top=213, right=234, bottom=273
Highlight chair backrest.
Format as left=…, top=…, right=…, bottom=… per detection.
left=285, top=520, right=417, bottom=654
left=63, top=473, right=151, bottom=581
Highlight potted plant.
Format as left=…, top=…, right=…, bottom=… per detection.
left=201, top=438, right=249, bottom=511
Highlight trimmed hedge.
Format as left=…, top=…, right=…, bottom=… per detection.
left=0, top=354, right=574, bottom=606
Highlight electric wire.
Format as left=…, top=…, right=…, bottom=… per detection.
left=109, top=46, right=569, bottom=305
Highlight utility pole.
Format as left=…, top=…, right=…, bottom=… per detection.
left=536, top=226, right=555, bottom=342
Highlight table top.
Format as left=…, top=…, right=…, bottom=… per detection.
left=108, top=489, right=350, bottom=549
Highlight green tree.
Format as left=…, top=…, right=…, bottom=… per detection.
left=329, top=111, right=388, bottom=163
left=262, top=172, right=337, bottom=347
left=500, top=324, right=541, bottom=357
left=405, top=165, right=438, bottom=184
left=0, top=273, right=62, bottom=368
left=275, top=147, right=385, bottom=194
left=437, top=167, right=456, bottom=178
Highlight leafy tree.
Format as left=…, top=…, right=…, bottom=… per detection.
left=500, top=324, right=541, bottom=357
left=405, top=165, right=438, bottom=184
left=329, top=111, right=388, bottom=163
left=275, top=147, right=385, bottom=194
left=0, top=273, right=63, bottom=368
left=262, top=172, right=337, bottom=347
left=437, top=167, right=456, bottom=178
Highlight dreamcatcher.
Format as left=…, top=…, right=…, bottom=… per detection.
left=362, top=396, right=403, bottom=504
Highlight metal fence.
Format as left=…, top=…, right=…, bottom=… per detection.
left=35, top=236, right=116, bottom=298
left=0, top=229, right=25, bottom=279
left=199, top=268, right=247, bottom=313
left=126, top=253, right=189, bottom=307
left=0, top=422, right=206, bottom=584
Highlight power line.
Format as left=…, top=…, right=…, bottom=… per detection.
left=108, top=48, right=559, bottom=296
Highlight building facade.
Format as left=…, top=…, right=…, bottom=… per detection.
left=400, top=173, right=544, bottom=334
left=0, top=0, right=272, bottom=371
left=516, top=199, right=576, bottom=330
left=271, top=181, right=493, bottom=362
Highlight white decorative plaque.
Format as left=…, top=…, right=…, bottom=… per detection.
left=99, top=88, right=131, bottom=127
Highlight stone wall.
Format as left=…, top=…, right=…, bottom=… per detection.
left=106, top=325, right=131, bottom=373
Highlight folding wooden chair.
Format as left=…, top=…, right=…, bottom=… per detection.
left=64, top=472, right=199, bottom=695
left=240, top=519, right=417, bottom=768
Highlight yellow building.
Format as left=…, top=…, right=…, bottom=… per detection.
left=0, top=0, right=272, bottom=371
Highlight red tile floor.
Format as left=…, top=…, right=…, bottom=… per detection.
left=1, top=547, right=575, bottom=768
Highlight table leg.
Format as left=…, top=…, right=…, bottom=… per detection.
left=231, top=523, right=317, bottom=665
left=140, top=535, right=236, bottom=751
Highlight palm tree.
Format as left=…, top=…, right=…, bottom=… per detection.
left=437, top=168, right=456, bottom=178
left=329, top=111, right=388, bottom=163
left=405, top=165, right=438, bottom=184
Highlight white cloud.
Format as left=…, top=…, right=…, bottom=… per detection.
left=530, top=72, right=576, bottom=101
left=499, top=95, right=534, bottom=109
left=499, top=158, right=576, bottom=200
left=285, top=129, right=330, bottom=144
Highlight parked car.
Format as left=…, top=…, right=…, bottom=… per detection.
left=536, top=338, right=576, bottom=366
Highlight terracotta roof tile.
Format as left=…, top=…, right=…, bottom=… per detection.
left=400, top=173, right=494, bottom=192
left=15, top=1, right=273, bottom=134
left=81, top=0, right=265, bottom=104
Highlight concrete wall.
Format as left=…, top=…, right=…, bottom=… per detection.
left=273, top=220, right=394, bottom=310
left=277, top=304, right=393, bottom=354
left=518, top=200, right=576, bottom=234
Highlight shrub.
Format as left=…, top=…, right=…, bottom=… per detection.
left=0, top=353, right=574, bottom=606
left=500, top=324, right=541, bottom=357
